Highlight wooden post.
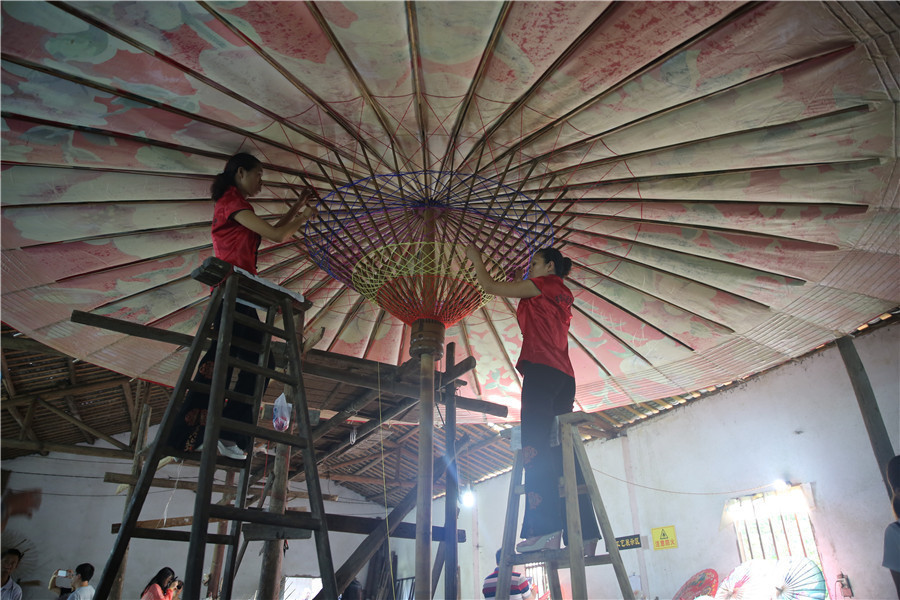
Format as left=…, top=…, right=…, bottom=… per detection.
left=258, top=442, right=290, bottom=599
left=110, top=403, right=151, bottom=599
left=415, top=350, right=435, bottom=599
left=443, top=343, right=459, bottom=600
left=837, top=335, right=896, bottom=498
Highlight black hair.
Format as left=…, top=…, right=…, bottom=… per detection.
left=211, top=152, right=261, bottom=201
left=74, top=563, right=94, bottom=582
left=2, top=549, right=23, bottom=561
left=142, top=567, right=175, bottom=597
left=536, top=247, right=572, bottom=277
left=495, top=549, right=502, bottom=564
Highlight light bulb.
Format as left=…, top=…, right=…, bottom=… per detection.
left=461, top=486, right=475, bottom=508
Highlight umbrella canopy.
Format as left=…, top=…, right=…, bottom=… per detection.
left=2, top=1, right=898, bottom=423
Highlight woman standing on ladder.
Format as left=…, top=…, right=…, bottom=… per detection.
left=169, top=152, right=316, bottom=460
left=466, top=245, right=600, bottom=554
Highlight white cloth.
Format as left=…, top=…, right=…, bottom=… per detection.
left=884, top=520, right=900, bottom=571
left=68, top=585, right=95, bottom=600
left=0, top=577, right=22, bottom=600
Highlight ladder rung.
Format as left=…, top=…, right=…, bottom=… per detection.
left=160, top=446, right=247, bottom=469
left=219, top=418, right=309, bottom=448
left=227, top=356, right=300, bottom=386
left=186, top=381, right=256, bottom=405
left=209, top=505, right=325, bottom=532
left=508, top=549, right=613, bottom=569
left=232, top=311, right=289, bottom=339
left=132, top=527, right=236, bottom=546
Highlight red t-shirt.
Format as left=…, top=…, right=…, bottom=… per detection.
left=212, top=186, right=260, bottom=274
left=516, top=275, right=575, bottom=377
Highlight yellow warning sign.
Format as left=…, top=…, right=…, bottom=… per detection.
left=651, top=526, right=678, bottom=550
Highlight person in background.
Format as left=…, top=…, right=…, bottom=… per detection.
left=168, top=152, right=316, bottom=460
left=482, top=549, right=533, bottom=600
left=1, top=549, right=23, bottom=600
left=140, top=567, right=182, bottom=600
left=47, top=569, right=72, bottom=600
left=884, top=455, right=900, bottom=598
left=50, top=563, right=94, bottom=600
left=467, top=246, right=600, bottom=555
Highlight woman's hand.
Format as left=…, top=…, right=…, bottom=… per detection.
left=287, top=189, right=316, bottom=219
left=465, top=244, right=482, bottom=264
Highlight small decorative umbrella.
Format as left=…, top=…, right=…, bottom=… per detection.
left=715, top=560, right=778, bottom=600
left=773, top=557, right=827, bottom=600
left=673, top=569, right=719, bottom=600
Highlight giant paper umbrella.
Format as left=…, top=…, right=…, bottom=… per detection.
left=2, top=1, right=899, bottom=423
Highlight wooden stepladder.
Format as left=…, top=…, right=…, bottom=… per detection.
left=496, top=412, right=634, bottom=600
left=93, top=257, right=338, bottom=600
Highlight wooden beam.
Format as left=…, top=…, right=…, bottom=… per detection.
left=325, top=473, right=416, bottom=488
left=65, top=395, right=95, bottom=445
left=837, top=335, right=896, bottom=499
left=37, top=398, right=130, bottom=451
left=0, top=334, right=69, bottom=357
left=1, top=378, right=131, bottom=408
left=121, top=382, right=136, bottom=431
left=111, top=510, right=464, bottom=542
left=1, top=439, right=134, bottom=460
left=6, top=404, right=39, bottom=443
left=66, top=311, right=507, bottom=417
left=103, top=472, right=338, bottom=501
left=1, top=352, right=17, bottom=397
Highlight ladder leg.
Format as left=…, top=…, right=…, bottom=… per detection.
left=548, top=561, right=563, bottom=600
left=186, top=277, right=241, bottom=599
left=561, top=424, right=587, bottom=599
left=572, top=429, right=635, bottom=600
left=496, top=451, right=525, bottom=600
left=283, top=299, right=338, bottom=598
left=95, top=285, right=226, bottom=600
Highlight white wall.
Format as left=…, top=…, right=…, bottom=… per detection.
left=420, top=323, right=898, bottom=599
left=1, top=426, right=382, bottom=600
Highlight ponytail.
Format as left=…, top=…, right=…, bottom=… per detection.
left=211, top=153, right=261, bottom=201
left=537, top=247, right=572, bottom=277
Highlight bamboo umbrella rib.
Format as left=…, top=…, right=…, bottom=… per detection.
left=566, top=278, right=697, bottom=352
left=557, top=206, right=837, bottom=251
left=512, top=104, right=872, bottom=188
left=0, top=54, right=350, bottom=177
left=499, top=44, right=859, bottom=176
left=405, top=0, right=431, bottom=192
left=50, top=0, right=363, bottom=167
left=458, top=3, right=620, bottom=170
left=306, top=1, right=410, bottom=174
left=472, top=1, right=763, bottom=175
left=562, top=236, right=773, bottom=312
left=529, top=157, right=882, bottom=195
left=198, top=1, right=390, bottom=173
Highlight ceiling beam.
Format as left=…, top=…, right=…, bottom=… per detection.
left=1, top=439, right=133, bottom=460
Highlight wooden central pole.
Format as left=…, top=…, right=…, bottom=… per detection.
left=258, top=442, right=290, bottom=598
left=415, top=350, right=435, bottom=599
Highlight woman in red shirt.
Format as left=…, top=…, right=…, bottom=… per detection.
left=466, top=246, right=600, bottom=555
left=140, top=567, right=181, bottom=600
left=170, top=153, right=315, bottom=459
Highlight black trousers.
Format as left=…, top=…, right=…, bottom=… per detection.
left=519, top=362, right=601, bottom=544
left=169, top=302, right=271, bottom=452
